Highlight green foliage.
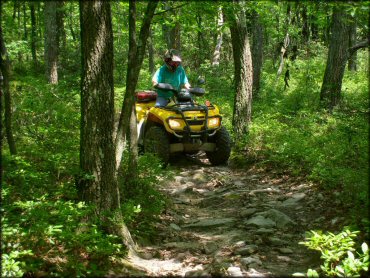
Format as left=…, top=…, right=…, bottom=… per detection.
left=119, top=153, right=169, bottom=242
left=2, top=191, right=127, bottom=277
left=294, top=229, right=369, bottom=277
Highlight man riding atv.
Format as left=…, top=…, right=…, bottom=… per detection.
left=135, top=49, right=231, bottom=166
left=152, top=49, right=191, bottom=107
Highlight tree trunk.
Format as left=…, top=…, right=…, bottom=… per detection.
left=78, top=1, right=137, bottom=252
left=301, top=5, right=309, bottom=43
left=251, top=9, right=264, bottom=97
left=0, top=2, right=17, bottom=155
left=228, top=1, right=253, bottom=139
left=162, top=2, right=181, bottom=50
left=320, top=5, right=350, bottom=110
left=277, top=4, right=291, bottom=79
left=348, top=18, right=357, bottom=71
left=22, top=2, right=27, bottom=41
left=212, top=6, right=224, bottom=67
left=115, top=0, right=158, bottom=173
left=44, top=1, right=58, bottom=84
left=30, top=2, right=37, bottom=68
left=57, top=1, right=67, bottom=52
left=148, top=28, right=155, bottom=74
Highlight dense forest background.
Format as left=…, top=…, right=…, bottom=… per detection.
left=1, top=0, right=369, bottom=276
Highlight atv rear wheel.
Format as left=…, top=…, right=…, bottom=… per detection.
left=206, top=126, right=231, bottom=165
left=144, top=126, right=170, bottom=166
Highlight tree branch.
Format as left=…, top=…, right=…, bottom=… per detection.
left=153, top=3, right=189, bottom=16
left=348, top=38, right=370, bottom=56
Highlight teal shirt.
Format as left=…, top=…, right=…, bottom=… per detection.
left=152, top=65, right=189, bottom=98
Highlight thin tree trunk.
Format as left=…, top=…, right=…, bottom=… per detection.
left=162, top=2, right=181, bottom=50
left=22, top=2, right=27, bottom=40
left=277, top=4, right=291, bottom=79
left=212, top=6, right=223, bottom=67
left=44, top=1, right=58, bottom=84
left=115, top=0, right=158, bottom=172
left=348, top=17, right=357, bottom=71
left=251, top=10, right=264, bottom=97
left=30, top=2, right=37, bottom=68
left=320, top=5, right=350, bottom=110
left=148, top=28, right=155, bottom=74
left=57, top=1, right=67, bottom=51
left=0, top=3, right=17, bottom=155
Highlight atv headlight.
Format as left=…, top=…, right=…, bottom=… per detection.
left=168, top=119, right=184, bottom=130
left=208, top=117, right=220, bottom=128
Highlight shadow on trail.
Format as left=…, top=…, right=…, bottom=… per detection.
left=168, top=152, right=215, bottom=168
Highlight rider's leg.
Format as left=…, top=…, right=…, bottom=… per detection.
left=155, top=96, right=169, bottom=107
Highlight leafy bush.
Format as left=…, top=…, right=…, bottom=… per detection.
left=119, top=153, right=169, bottom=242
left=294, top=228, right=369, bottom=277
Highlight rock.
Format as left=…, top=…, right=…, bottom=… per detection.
left=233, top=180, right=245, bottom=187
left=175, top=252, right=188, bottom=261
left=185, top=270, right=209, bottom=277
left=279, top=247, right=294, bottom=254
left=203, top=242, right=219, bottom=255
left=240, top=208, right=257, bottom=218
left=193, top=172, right=208, bottom=183
left=163, top=242, right=199, bottom=251
left=244, top=215, right=276, bottom=229
left=277, top=255, right=291, bottom=262
left=182, top=218, right=235, bottom=229
left=280, top=193, right=306, bottom=207
left=256, top=209, right=296, bottom=229
left=170, top=223, right=181, bottom=231
left=235, top=245, right=258, bottom=256
left=227, top=266, right=244, bottom=277
left=233, top=241, right=246, bottom=248
left=268, top=237, right=286, bottom=246
left=255, top=228, right=275, bottom=235
left=240, top=256, right=262, bottom=267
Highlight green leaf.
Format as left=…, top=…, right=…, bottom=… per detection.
left=347, top=251, right=355, bottom=260
left=361, top=242, right=368, bottom=254
left=292, top=272, right=306, bottom=277
left=307, top=268, right=319, bottom=277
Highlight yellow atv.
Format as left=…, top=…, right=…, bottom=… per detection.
left=135, top=83, right=231, bottom=165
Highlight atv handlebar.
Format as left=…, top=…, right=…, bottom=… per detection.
left=154, top=83, right=205, bottom=96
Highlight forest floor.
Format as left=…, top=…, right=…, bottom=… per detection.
left=117, top=152, right=347, bottom=277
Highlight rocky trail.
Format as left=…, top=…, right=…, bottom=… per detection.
left=121, top=153, right=345, bottom=277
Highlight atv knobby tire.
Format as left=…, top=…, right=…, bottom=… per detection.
left=206, top=126, right=231, bottom=165
left=144, top=126, right=170, bottom=166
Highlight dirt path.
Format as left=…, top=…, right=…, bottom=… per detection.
left=122, top=153, right=341, bottom=277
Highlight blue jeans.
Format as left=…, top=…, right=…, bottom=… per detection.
left=155, top=96, right=169, bottom=107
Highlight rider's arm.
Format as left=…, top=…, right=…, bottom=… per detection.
left=152, top=67, right=161, bottom=87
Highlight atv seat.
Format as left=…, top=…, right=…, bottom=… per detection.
left=136, top=91, right=157, bottom=102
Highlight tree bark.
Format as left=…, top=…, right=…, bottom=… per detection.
left=320, top=5, right=350, bottom=110
left=212, top=6, right=224, bottom=67
left=0, top=3, right=17, bottom=155
left=348, top=17, right=357, bottom=71
left=251, top=9, right=264, bottom=97
left=115, top=0, right=158, bottom=172
left=227, top=0, right=253, bottom=139
left=30, top=2, right=37, bottom=68
left=162, top=2, right=181, bottom=50
left=148, top=28, right=155, bottom=74
left=44, top=1, right=58, bottom=84
left=78, top=1, right=137, bottom=253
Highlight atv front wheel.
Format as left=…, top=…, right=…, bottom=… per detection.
left=144, top=126, right=170, bottom=166
left=206, top=126, right=231, bottom=165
